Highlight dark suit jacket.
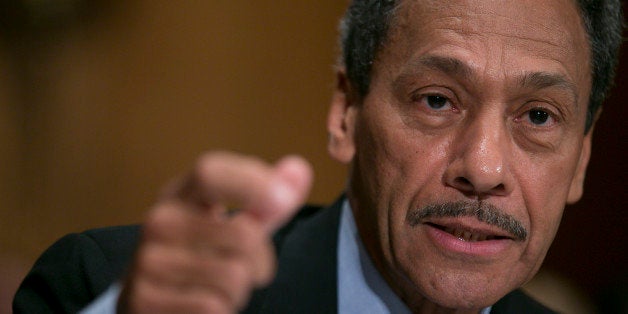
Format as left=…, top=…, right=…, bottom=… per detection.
left=13, top=198, right=555, bottom=313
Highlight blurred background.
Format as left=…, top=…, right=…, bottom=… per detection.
left=0, top=1, right=625, bottom=313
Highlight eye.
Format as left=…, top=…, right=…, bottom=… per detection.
left=418, top=94, right=453, bottom=111
left=405, top=89, right=461, bottom=129
left=426, top=95, right=449, bottom=109
left=525, top=108, right=555, bottom=126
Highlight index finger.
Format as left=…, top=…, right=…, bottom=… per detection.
left=165, top=151, right=313, bottom=233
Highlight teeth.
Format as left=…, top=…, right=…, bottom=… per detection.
left=462, top=231, right=472, bottom=241
left=445, top=227, right=492, bottom=242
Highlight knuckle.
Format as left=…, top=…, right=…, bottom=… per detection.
left=229, top=217, right=265, bottom=251
left=225, top=261, right=251, bottom=289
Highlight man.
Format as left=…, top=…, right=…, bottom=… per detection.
left=13, top=0, right=623, bottom=313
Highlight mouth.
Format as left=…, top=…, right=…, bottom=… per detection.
left=426, top=222, right=513, bottom=242
left=422, top=218, right=518, bottom=257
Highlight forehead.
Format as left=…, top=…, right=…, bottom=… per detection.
left=393, top=0, right=586, bottom=43
left=387, top=0, right=588, bottom=42
left=375, top=0, right=591, bottom=98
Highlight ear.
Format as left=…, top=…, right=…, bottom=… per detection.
left=566, top=112, right=602, bottom=204
left=566, top=132, right=591, bottom=204
left=567, top=108, right=603, bottom=204
left=327, top=70, right=358, bottom=164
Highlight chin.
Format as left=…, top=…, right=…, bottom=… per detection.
left=426, top=289, right=501, bottom=311
left=399, top=268, right=520, bottom=311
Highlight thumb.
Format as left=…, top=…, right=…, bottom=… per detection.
left=246, top=155, right=313, bottom=233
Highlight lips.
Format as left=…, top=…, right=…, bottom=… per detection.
left=423, top=219, right=516, bottom=256
left=428, top=223, right=512, bottom=242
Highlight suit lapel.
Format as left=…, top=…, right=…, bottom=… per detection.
left=255, top=197, right=344, bottom=314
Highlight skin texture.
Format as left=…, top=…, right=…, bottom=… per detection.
left=328, top=0, right=593, bottom=312
left=118, top=152, right=313, bottom=314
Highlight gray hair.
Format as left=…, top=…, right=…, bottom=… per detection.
left=339, top=0, right=624, bottom=132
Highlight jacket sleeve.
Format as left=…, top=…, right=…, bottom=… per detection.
left=13, top=225, right=140, bottom=313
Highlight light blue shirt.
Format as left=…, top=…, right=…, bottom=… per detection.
left=337, top=200, right=412, bottom=313
left=82, top=200, right=491, bottom=313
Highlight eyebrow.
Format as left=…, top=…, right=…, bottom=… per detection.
left=396, top=55, right=579, bottom=104
left=518, top=71, right=579, bottom=104
left=414, top=55, right=473, bottom=81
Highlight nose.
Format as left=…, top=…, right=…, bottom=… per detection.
left=444, top=116, right=512, bottom=198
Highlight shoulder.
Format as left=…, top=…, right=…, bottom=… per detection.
left=80, top=224, right=142, bottom=265
left=62, top=224, right=143, bottom=281
left=13, top=225, right=141, bottom=313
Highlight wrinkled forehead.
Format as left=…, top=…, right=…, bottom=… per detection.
left=376, top=0, right=592, bottom=99
left=387, top=0, right=588, bottom=52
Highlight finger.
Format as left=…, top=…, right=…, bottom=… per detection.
left=261, top=155, right=314, bottom=231
left=170, top=151, right=313, bottom=233
left=136, top=243, right=255, bottom=310
left=228, top=214, right=277, bottom=286
left=142, top=199, right=225, bottom=245
left=144, top=199, right=269, bottom=249
left=139, top=212, right=276, bottom=303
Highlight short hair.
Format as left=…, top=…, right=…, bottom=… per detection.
left=339, top=0, right=624, bottom=132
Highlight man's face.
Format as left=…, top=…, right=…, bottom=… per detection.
left=328, top=0, right=593, bottom=310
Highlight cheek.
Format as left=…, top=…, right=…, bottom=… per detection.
left=353, top=120, right=398, bottom=198
left=517, top=151, right=581, bottom=263
left=358, top=120, right=452, bottom=214
left=351, top=105, right=453, bottom=246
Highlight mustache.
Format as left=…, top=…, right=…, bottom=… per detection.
left=407, top=201, right=528, bottom=241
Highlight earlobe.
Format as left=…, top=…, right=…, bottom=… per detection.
left=566, top=132, right=593, bottom=204
left=327, top=70, right=358, bottom=164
